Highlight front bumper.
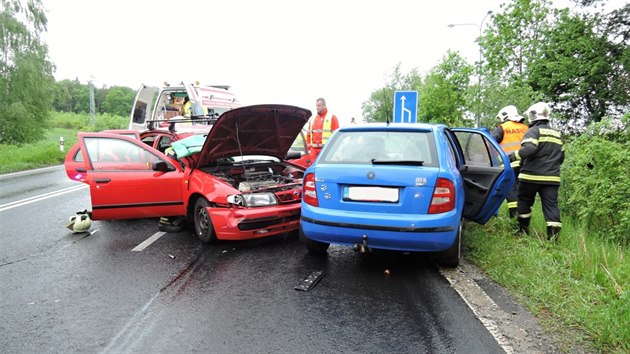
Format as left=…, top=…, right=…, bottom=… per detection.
left=209, top=203, right=301, bottom=240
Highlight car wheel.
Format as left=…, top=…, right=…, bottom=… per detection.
left=194, top=198, right=217, bottom=244
left=439, top=221, right=462, bottom=268
left=299, top=225, right=329, bottom=253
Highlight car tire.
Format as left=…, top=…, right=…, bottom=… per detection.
left=299, top=225, right=329, bottom=253
left=439, top=221, right=461, bottom=268
left=194, top=198, right=217, bottom=244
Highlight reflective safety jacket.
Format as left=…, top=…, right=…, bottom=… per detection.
left=497, top=121, right=528, bottom=153
left=183, top=101, right=192, bottom=117
left=512, top=120, right=564, bottom=185
left=305, top=109, right=339, bottom=149
left=492, top=120, right=528, bottom=168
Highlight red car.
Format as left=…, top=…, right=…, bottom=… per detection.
left=64, top=104, right=311, bottom=243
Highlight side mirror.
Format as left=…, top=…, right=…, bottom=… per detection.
left=153, top=161, right=175, bottom=172
left=286, top=151, right=302, bottom=160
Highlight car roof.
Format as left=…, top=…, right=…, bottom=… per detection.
left=337, top=122, right=446, bottom=132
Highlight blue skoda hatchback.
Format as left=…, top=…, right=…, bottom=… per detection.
left=299, top=123, right=515, bottom=267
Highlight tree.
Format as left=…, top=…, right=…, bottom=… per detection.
left=0, top=0, right=54, bottom=144
left=418, top=51, right=473, bottom=126
left=102, top=86, right=135, bottom=117
left=480, top=0, right=554, bottom=81
left=527, top=10, right=630, bottom=128
left=361, top=63, right=422, bottom=122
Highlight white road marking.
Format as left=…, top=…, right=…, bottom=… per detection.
left=132, top=232, right=167, bottom=252
left=440, top=265, right=515, bottom=354
left=0, top=184, right=87, bottom=212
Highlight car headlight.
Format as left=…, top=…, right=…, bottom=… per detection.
left=227, top=193, right=278, bottom=207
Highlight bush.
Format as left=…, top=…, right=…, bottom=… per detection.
left=560, top=118, right=630, bottom=246
left=50, top=112, right=127, bottom=131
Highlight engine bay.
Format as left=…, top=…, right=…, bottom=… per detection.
left=202, top=160, right=304, bottom=193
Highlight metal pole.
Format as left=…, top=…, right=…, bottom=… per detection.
left=448, top=10, right=493, bottom=128
left=477, top=11, right=492, bottom=128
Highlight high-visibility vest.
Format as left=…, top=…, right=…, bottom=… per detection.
left=499, top=121, right=528, bottom=154
left=307, top=112, right=334, bottom=148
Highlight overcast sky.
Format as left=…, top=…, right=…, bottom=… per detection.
left=42, top=0, right=621, bottom=125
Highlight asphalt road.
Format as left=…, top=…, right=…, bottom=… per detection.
left=0, top=166, right=548, bottom=353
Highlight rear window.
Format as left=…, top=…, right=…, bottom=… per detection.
left=318, top=131, right=438, bottom=167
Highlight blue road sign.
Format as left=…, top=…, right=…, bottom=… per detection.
left=393, top=91, right=418, bottom=123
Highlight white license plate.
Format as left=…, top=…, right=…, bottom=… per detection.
left=344, top=186, right=399, bottom=203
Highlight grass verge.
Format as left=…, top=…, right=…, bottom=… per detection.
left=464, top=204, right=629, bottom=353
left=0, top=128, right=78, bottom=174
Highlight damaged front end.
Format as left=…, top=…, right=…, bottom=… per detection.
left=201, top=159, right=305, bottom=240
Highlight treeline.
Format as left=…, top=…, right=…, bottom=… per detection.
left=52, top=79, right=135, bottom=117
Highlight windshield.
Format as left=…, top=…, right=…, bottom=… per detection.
left=318, top=130, right=438, bottom=167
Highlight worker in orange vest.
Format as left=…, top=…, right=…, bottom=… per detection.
left=305, top=97, right=339, bottom=158
left=491, top=105, right=528, bottom=218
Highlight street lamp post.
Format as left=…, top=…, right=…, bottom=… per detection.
left=448, top=10, right=493, bottom=128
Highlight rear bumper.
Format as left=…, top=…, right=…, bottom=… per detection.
left=300, top=204, right=460, bottom=252
left=209, top=203, right=300, bottom=240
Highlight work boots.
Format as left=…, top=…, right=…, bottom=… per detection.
left=508, top=208, right=518, bottom=219
left=547, top=226, right=561, bottom=242
left=516, top=217, right=530, bottom=236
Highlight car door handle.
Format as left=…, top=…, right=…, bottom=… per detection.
left=464, top=178, right=488, bottom=193
left=95, top=178, right=111, bottom=183
left=75, top=168, right=86, bottom=172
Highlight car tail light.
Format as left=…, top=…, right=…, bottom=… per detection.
left=428, top=178, right=455, bottom=214
left=303, top=173, right=319, bottom=207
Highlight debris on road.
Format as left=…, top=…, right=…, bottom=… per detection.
left=295, top=270, right=326, bottom=292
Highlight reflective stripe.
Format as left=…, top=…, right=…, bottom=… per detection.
left=522, top=138, right=538, bottom=146
left=510, top=160, right=521, bottom=168
left=515, top=151, right=521, bottom=160
left=519, top=213, right=532, bottom=218
left=539, top=128, right=561, bottom=138
left=507, top=201, right=517, bottom=208
left=519, top=173, right=561, bottom=183
left=546, top=221, right=562, bottom=227
left=539, top=137, right=563, bottom=145
left=310, top=143, right=324, bottom=148
left=307, top=129, right=333, bottom=133
left=501, top=141, right=521, bottom=148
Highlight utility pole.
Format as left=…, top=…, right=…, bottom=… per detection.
left=88, top=77, right=96, bottom=126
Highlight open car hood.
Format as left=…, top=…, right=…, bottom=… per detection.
left=196, top=104, right=312, bottom=166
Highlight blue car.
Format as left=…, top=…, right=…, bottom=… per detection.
left=299, top=123, right=515, bottom=267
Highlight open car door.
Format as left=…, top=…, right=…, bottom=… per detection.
left=68, top=132, right=186, bottom=220
left=129, top=85, right=159, bottom=131
left=449, top=128, right=515, bottom=224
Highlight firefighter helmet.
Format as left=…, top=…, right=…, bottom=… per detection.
left=496, top=105, right=523, bottom=123
left=525, top=102, right=551, bottom=122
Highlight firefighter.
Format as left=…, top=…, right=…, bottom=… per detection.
left=305, top=98, right=339, bottom=158
left=491, top=105, right=528, bottom=218
left=508, top=102, right=564, bottom=241
left=182, top=96, right=192, bottom=117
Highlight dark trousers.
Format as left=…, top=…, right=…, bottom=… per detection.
left=506, top=167, right=520, bottom=211
left=517, top=181, right=561, bottom=226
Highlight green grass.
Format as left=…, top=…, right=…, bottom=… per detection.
left=464, top=204, right=629, bottom=353
left=0, top=128, right=78, bottom=174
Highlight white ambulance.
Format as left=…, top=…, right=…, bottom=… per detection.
left=128, top=81, right=241, bottom=131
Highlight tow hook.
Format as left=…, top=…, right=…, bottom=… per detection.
left=353, top=235, right=371, bottom=253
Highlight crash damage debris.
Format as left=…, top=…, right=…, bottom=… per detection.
left=295, top=270, right=326, bottom=292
